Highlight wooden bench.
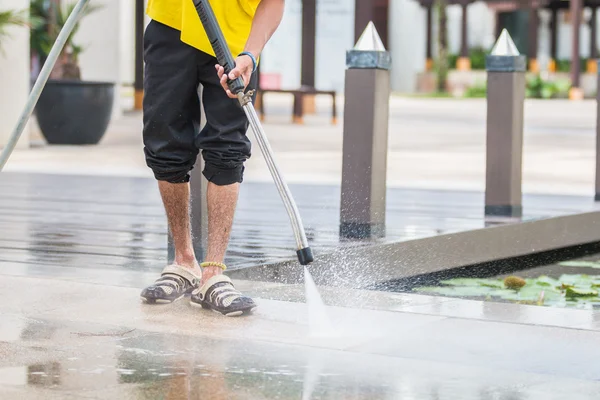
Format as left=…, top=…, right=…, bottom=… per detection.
left=255, top=87, right=337, bottom=125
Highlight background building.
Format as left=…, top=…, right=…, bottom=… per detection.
left=0, top=0, right=596, bottom=148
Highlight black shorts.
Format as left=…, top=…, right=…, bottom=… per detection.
left=142, top=20, right=257, bottom=185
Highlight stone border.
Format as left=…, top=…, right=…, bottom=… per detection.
left=227, top=211, right=600, bottom=289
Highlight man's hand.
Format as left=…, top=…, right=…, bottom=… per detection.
left=215, top=54, right=254, bottom=98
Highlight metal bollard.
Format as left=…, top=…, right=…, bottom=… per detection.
left=484, top=29, right=526, bottom=218
left=339, top=22, right=392, bottom=239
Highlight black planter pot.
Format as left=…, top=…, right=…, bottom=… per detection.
left=35, top=79, right=115, bottom=145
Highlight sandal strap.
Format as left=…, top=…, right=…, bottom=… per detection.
left=197, top=275, right=243, bottom=307
left=161, top=264, right=201, bottom=286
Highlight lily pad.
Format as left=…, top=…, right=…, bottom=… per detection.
left=439, top=278, right=504, bottom=288
left=565, top=287, right=598, bottom=298
left=412, top=273, right=600, bottom=309
left=558, top=261, right=600, bottom=268
left=528, top=275, right=561, bottom=288
left=414, top=286, right=494, bottom=297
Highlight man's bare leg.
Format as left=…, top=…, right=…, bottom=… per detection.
left=158, top=181, right=202, bottom=276
left=201, top=181, right=240, bottom=283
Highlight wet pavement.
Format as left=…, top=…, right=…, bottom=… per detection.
left=2, top=275, right=600, bottom=399
left=3, top=170, right=600, bottom=398
left=2, top=171, right=600, bottom=286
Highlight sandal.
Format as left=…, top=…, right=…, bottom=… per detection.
left=190, top=275, right=257, bottom=317
left=140, top=265, right=201, bottom=304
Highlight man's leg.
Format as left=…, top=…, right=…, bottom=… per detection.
left=158, top=181, right=201, bottom=274
left=201, top=181, right=240, bottom=283
left=139, top=20, right=203, bottom=304
left=189, top=54, right=258, bottom=316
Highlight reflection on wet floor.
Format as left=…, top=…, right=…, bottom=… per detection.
left=1, top=316, right=600, bottom=400
left=3, top=172, right=600, bottom=283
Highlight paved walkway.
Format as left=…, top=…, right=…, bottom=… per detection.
left=1, top=274, right=600, bottom=399
left=3, top=96, right=600, bottom=399
left=3, top=171, right=600, bottom=285
left=3, top=95, right=599, bottom=197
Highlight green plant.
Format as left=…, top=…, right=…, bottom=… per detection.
left=469, top=47, right=488, bottom=70
left=525, top=74, right=570, bottom=99
left=464, top=81, right=486, bottom=98
left=554, top=58, right=587, bottom=73
left=447, top=52, right=458, bottom=69
left=29, top=0, right=102, bottom=79
left=0, top=8, right=39, bottom=54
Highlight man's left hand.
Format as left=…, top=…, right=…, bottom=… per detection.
left=215, top=54, right=254, bottom=99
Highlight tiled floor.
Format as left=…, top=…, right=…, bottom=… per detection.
left=2, top=171, right=600, bottom=285
left=1, top=275, right=600, bottom=399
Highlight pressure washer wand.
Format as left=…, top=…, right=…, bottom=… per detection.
left=193, top=0, right=313, bottom=266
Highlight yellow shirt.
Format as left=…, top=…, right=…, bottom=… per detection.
left=146, top=0, right=260, bottom=59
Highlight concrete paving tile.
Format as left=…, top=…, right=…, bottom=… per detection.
left=1, top=319, right=599, bottom=399
left=398, top=296, right=600, bottom=331
left=346, top=316, right=600, bottom=381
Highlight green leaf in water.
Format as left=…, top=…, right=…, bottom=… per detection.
left=558, top=261, right=600, bottom=268
left=565, top=287, right=598, bottom=298
left=529, top=275, right=561, bottom=288
left=438, top=278, right=504, bottom=288
left=414, top=286, right=494, bottom=297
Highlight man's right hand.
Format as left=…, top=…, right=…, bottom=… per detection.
left=215, top=55, right=254, bottom=99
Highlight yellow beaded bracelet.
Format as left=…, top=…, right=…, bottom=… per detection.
left=200, top=262, right=227, bottom=271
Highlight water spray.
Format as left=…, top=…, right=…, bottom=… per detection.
left=193, top=0, right=314, bottom=266
left=0, top=0, right=92, bottom=171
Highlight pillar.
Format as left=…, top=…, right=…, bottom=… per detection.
left=426, top=3, right=433, bottom=71
left=528, top=6, right=539, bottom=72
left=588, top=7, right=598, bottom=74
left=549, top=7, right=558, bottom=72
left=134, top=0, right=144, bottom=110
left=0, top=0, right=31, bottom=150
left=340, top=22, right=392, bottom=239
left=570, top=0, right=584, bottom=100
left=355, top=0, right=389, bottom=50
left=298, top=0, right=316, bottom=118
left=76, top=0, right=123, bottom=118
left=484, top=29, right=526, bottom=218
left=457, top=1, right=470, bottom=71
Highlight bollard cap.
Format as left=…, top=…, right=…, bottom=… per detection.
left=346, top=22, right=392, bottom=70
left=486, top=29, right=526, bottom=72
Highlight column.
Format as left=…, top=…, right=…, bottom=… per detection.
left=76, top=0, right=123, bottom=118
left=134, top=0, right=144, bottom=110
left=528, top=6, right=539, bottom=72
left=549, top=7, right=558, bottom=72
left=0, top=0, right=31, bottom=150
left=300, top=0, right=316, bottom=117
left=570, top=0, right=583, bottom=100
left=426, top=2, right=433, bottom=71
left=355, top=0, right=389, bottom=49
left=588, top=7, right=598, bottom=73
left=457, top=1, right=470, bottom=71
